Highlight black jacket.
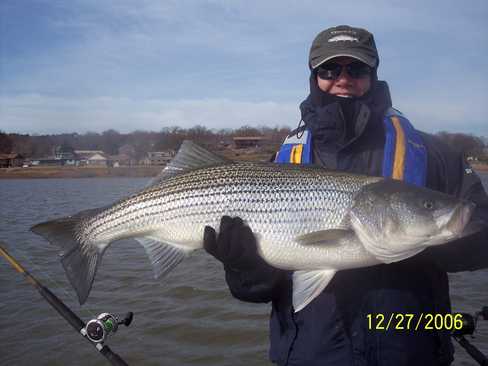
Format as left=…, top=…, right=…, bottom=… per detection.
left=224, top=81, right=488, bottom=366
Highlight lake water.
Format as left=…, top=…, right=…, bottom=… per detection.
left=0, top=175, right=487, bottom=366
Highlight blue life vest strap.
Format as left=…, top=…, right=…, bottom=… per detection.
left=275, top=129, right=312, bottom=164
left=275, top=108, right=427, bottom=186
left=382, top=108, right=427, bottom=186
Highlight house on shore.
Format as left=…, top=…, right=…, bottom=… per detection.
left=0, top=153, right=24, bottom=168
left=55, top=145, right=76, bottom=160
left=28, top=148, right=113, bottom=167
left=143, top=151, right=175, bottom=166
left=233, top=136, right=268, bottom=149
left=75, top=150, right=109, bottom=167
left=31, top=159, right=64, bottom=166
left=109, top=153, right=134, bottom=167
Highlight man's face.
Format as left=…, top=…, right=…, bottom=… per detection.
left=316, top=56, right=372, bottom=97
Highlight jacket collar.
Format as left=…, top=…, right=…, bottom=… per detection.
left=299, top=80, right=392, bottom=147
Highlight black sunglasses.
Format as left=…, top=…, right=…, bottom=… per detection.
left=316, top=61, right=372, bottom=80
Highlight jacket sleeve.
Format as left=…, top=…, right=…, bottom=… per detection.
left=419, top=133, right=488, bottom=272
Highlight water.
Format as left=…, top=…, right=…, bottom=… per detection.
left=0, top=175, right=487, bottom=366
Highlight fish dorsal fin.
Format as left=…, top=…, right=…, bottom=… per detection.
left=147, top=140, right=230, bottom=186
left=295, top=229, right=353, bottom=246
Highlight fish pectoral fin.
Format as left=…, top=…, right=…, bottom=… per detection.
left=295, top=229, right=354, bottom=246
left=292, top=269, right=336, bottom=312
left=134, top=237, right=192, bottom=279
left=370, top=246, right=426, bottom=264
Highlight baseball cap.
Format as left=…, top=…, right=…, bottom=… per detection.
left=309, top=25, right=379, bottom=69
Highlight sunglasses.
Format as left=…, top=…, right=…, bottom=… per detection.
left=316, top=61, right=372, bottom=80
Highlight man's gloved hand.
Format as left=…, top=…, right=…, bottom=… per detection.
left=203, top=216, right=261, bottom=271
left=203, top=216, right=287, bottom=303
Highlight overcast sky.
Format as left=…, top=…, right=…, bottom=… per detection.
left=1, top=0, right=487, bottom=136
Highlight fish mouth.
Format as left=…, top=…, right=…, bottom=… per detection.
left=445, top=201, right=475, bottom=236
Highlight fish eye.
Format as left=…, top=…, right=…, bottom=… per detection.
left=423, top=200, right=434, bottom=210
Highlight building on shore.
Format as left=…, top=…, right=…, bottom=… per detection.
left=55, top=145, right=76, bottom=160
left=233, top=136, right=268, bottom=149
left=30, top=159, right=64, bottom=166
left=86, top=153, right=108, bottom=166
left=118, top=144, right=137, bottom=158
left=29, top=150, right=113, bottom=167
left=143, top=151, right=175, bottom=166
left=109, top=153, right=135, bottom=167
left=75, top=150, right=109, bottom=167
left=0, top=153, right=25, bottom=168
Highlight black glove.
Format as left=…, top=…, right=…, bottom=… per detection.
left=204, top=216, right=287, bottom=303
left=204, top=216, right=261, bottom=271
left=420, top=224, right=488, bottom=272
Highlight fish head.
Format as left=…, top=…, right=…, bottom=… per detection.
left=349, top=179, right=475, bottom=261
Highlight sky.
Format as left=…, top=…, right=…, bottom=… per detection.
left=1, top=0, right=487, bottom=136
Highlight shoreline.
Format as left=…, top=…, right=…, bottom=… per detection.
left=470, top=163, right=488, bottom=173
left=0, top=166, right=162, bottom=179
left=1, top=162, right=487, bottom=179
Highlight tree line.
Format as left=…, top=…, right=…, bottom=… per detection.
left=0, top=126, right=292, bottom=160
left=0, top=127, right=486, bottom=162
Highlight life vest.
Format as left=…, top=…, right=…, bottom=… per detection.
left=275, top=107, right=427, bottom=186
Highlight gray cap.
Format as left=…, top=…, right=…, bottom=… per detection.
left=309, top=25, right=379, bottom=69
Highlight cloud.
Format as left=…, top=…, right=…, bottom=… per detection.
left=1, top=0, right=487, bottom=136
left=397, top=98, right=487, bottom=135
left=0, top=94, right=299, bottom=134
left=3, top=87, right=487, bottom=136
left=392, top=73, right=488, bottom=135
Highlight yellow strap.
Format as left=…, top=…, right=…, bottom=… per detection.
left=391, top=116, right=406, bottom=180
left=290, top=144, right=303, bottom=164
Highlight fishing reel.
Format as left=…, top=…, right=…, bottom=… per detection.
left=451, top=306, right=488, bottom=366
left=83, top=312, right=134, bottom=343
left=452, top=306, right=488, bottom=337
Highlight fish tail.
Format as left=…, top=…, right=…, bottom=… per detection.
left=31, top=207, right=106, bottom=305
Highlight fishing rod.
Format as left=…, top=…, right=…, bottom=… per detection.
left=452, top=307, right=488, bottom=366
left=0, top=243, right=132, bottom=366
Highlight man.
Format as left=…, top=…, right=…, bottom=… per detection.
left=204, top=25, right=488, bottom=366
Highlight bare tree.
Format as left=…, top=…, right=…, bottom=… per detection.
left=0, top=131, right=13, bottom=154
left=436, top=131, right=485, bottom=157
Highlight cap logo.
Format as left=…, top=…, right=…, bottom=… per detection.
left=328, top=35, right=359, bottom=42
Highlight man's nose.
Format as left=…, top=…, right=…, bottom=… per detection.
left=334, top=67, right=353, bottom=85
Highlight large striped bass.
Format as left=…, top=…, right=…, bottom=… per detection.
left=31, top=141, right=474, bottom=311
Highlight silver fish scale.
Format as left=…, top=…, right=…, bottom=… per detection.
left=78, top=162, right=381, bottom=268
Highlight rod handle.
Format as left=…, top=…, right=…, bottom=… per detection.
left=456, top=336, right=488, bottom=365
left=100, top=346, right=130, bottom=366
